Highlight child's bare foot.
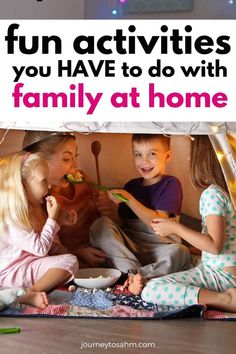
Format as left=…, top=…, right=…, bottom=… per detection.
left=18, top=291, right=48, bottom=309
left=127, top=273, right=145, bottom=295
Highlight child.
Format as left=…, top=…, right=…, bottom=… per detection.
left=90, top=134, right=190, bottom=279
left=23, top=131, right=109, bottom=267
left=0, top=152, right=78, bottom=308
left=130, top=135, right=236, bottom=312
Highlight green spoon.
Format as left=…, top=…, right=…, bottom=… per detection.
left=0, top=327, right=21, bottom=334
left=66, top=175, right=128, bottom=203
left=93, top=183, right=129, bottom=203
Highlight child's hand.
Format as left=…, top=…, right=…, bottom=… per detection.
left=151, top=218, right=178, bottom=237
left=46, top=196, right=61, bottom=221
left=59, top=209, right=78, bottom=226
left=109, top=189, right=131, bottom=204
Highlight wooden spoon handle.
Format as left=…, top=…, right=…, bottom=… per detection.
left=95, top=156, right=101, bottom=185
left=91, top=141, right=102, bottom=185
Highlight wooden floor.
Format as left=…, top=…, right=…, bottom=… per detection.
left=1, top=317, right=236, bottom=354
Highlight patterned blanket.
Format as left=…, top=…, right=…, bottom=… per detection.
left=0, top=285, right=234, bottom=320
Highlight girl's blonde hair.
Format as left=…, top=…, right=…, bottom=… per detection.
left=0, top=152, right=47, bottom=234
left=190, top=135, right=228, bottom=193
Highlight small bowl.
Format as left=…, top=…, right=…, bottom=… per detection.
left=73, top=268, right=121, bottom=289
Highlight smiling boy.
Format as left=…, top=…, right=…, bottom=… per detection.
left=90, top=134, right=190, bottom=279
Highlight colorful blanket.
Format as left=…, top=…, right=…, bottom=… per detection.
left=0, top=286, right=234, bottom=320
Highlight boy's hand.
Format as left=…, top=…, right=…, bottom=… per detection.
left=46, top=196, right=61, bottom=221
left=109, top=189, right=131, bottom=204
left=59, top=209, right=78, bottom=226
left=151, top=218, right=178, bottom=237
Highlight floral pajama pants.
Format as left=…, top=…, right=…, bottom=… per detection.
left=141, top=262, right=236, bottom=307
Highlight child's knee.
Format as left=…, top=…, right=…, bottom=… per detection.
left=90, top=216, right=115, bottom=243
left=173, top=244, right=190, bottom=260
left=65, top=254, right=79, bottom=274
left=90, top=216, right=109, bottom=233
left=179, top=244, right=191, bottom=265
left=167, top=244, right=191, bottom=270
left=141, top=280, right=165, bottom=303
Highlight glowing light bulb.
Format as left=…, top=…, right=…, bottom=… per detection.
left=216, top=151, right=224, bottom=162
left=112, top=9, right=118, bottom=15
left=228, top=181, right=236, bottom=193
left=211, top=125, right=219, bottom=133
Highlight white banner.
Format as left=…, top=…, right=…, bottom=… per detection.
left=0, top=20, right=235, bottom=122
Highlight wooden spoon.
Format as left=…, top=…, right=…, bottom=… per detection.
left=91, top=140, right=101, bottom=185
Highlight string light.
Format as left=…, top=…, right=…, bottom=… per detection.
left=151, top=122, right=200, bottom=141
left=62, top=122, right=107, bottom=135
left=216, top=151, right=225, bottom=162
left=112, top=0, right=128, bottom=17
left=112, top=9, right=118, bottom=16
left=188, top=122, right=200, bottom=136
left=209, top=133, right=236, bottom=209
left=112, top=0, right=236, bottom=16
left=60, top=122, right=236, bottom=136
left=211, top=125, right=219, bottom=134
left=0, top=122, right=234, bottom=137
left=0, top=122, right=16, bottom=146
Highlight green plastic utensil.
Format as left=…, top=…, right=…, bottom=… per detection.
left=0, top=327, right=21, bottom=334
left=65, top=175, right=128, bottom=203
left=94, top=183, right=128, bottom=203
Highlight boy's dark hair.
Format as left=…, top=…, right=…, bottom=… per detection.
left=132, top=134, right=171, bottom=151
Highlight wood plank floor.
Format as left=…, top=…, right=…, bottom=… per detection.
left=1, top=317, right=236, bottom=354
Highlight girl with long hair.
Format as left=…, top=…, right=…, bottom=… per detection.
left=23, top=131, right=108, bottom=267
left=0, top=152, right=78, bottom=308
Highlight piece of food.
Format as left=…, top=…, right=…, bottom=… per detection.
left=68, top=285, right=76, bottom=292
left=66, top=171, right=83, bottom=184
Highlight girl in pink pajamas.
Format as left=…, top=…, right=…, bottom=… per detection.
left=0, top=152, right=78, bottom=309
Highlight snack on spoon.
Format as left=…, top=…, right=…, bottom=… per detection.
left=66, top=171, right=84, bottom=184
left=65, top=174, right=128, bottom=203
